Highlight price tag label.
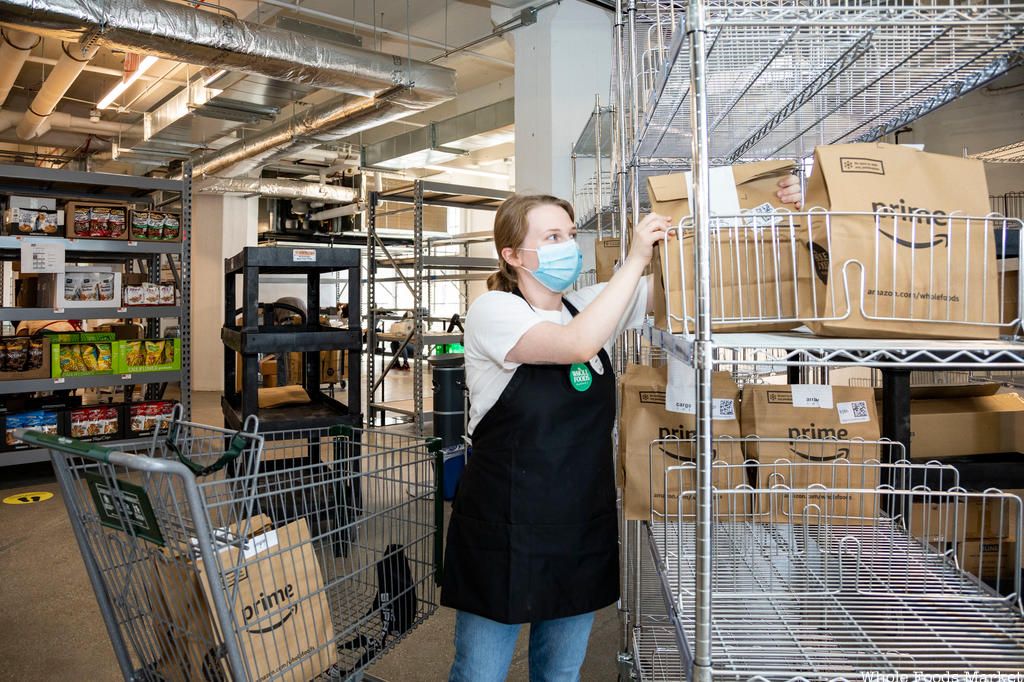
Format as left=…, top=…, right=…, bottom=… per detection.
left=53, top=307, right=64, bottom=314
left=127, top=241, right=138, bottom=247
left=53, top=378, right=65, bottom=384
left=791, top=384, right=834, bottom=409
left=117, top=307, right=127, bottom=313
left=121, top=374, right=132, bottom=380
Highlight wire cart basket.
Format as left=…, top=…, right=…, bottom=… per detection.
left=16, top=407, right=443, bottom=682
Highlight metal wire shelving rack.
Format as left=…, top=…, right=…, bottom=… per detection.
left=612, top=1, right=1024, bottom=680
left=572, top=96, right=618, bottom=235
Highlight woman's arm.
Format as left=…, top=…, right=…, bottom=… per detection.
left=508, top=214, right=669, bottom=365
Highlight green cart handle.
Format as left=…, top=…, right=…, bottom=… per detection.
left=164, top=420, right=249, bottom=477
left=13, top=430, right=116, bottom=463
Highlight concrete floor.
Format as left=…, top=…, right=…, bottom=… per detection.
left=0, top=383, right=625, bottom=681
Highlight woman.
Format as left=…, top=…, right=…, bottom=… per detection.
left=443, top=179, right=801, bottom=681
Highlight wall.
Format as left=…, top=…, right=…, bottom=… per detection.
left=191, top=194, right=258, bottom=392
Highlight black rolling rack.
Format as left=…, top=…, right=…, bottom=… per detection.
left=221, top=246, right=361, bottom=431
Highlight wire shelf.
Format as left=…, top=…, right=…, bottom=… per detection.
left=632, top=625, right=688, bottom=682
left=632, top=1, right=1024, bottom=162
left=971, top=139, right=1024, bottom=164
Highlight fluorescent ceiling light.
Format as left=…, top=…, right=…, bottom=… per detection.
left=97, top=55, right=159, bottom=110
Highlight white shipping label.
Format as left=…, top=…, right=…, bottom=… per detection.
left=292, top=248, right=316, bottom=262
left=837, top=400, right=871, bottom=424
left=712, top=399, right=736, bottom=420
left=684, top=166, right=742, bottom=217
left=665, top=355, right=697, bottom=414
left=791, top=384, right=834, bottom=409
left=20, top=240, right=65, bottom=273
left=243, top=528, right=280, bottom=560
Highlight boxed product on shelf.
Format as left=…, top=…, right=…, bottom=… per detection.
left=95, top=323, right=143, bottom=341
left=67, top=404, right=121, bottom=442
left=3, top=196, right=63, bottom=237
left=594, top=237, right=621, bottom=282
left=49, top=332, right=115, bottom=378
left=130, top=210, right=182, bottom=242
left=741, top=384, right=881, bottom=523
left=38, top=266, right=123, bottom=309
left=647, top=160, right=801, bottom=333
left=114, top=338, right=181, bottom=373
left=618, top=363, right=744, bottom=520
left=3, top=409, right=59, bottom=449
left=798, top=143, right=999, bottom=339
left=0, top=336, right=51, bottom=381
left=126, top=400, right=175, bottom=436
left=65, top=202, right=129, bottom=240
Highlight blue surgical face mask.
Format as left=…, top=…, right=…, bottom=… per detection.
left=519, top=239, right=584, bottom=292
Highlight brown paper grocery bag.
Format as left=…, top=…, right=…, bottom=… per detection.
left=619, top=364, right=745, bottom=520
left=741, top=384, right=882, bottom=524
left=799, top=143, right=1000, bottom=339
left=648, top=160, right=801, bottom=333
left=152, top=517, right=334, bottom=682
left=595, top=237, right=621, bottom=282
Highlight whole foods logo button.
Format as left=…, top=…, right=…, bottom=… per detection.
left=569, top=363, right=593, bottom=392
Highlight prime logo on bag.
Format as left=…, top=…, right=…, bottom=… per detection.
left=241, top=584, right=299, bottom=634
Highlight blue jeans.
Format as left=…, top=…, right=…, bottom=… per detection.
left=448, top=610, right=595, bottom=682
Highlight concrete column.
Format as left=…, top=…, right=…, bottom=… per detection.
left=190, top=194, right=257, bottom=392
left=511, top=0, right=612, bottom=200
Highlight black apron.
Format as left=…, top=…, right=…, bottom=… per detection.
left=440, top=294, right=619, bottom=624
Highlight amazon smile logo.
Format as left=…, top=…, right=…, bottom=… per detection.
left=877, top=228, right=948, bottom=249
left=786, top=426, right=850, bottom=462
left=242, top=584, right=299, bottom=634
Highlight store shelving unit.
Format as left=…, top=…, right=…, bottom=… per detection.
left=572, top=97, right=618, bottom=235
left=614, top=1, right=1024, bottom=680
left=0, top=163, right=191, bottom=466
left=366, top=180, right=509, bottom=434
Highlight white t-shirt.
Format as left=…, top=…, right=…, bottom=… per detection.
left=464, top=278, right=649, bottom=435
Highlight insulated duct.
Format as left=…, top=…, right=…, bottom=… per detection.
left=0, top=0, right=456, bottom=108
left=0, top=28, right=39, bottom=106
left=188, top=86, right=419, bottom=178
left=195, top=176, right=358, bottom=203
left=0, top=110, right=126, bottom=137
left=18, top=38, right=99, bottom=140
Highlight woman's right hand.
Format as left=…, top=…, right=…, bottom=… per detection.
left=627, top=212, right=671, bottom=265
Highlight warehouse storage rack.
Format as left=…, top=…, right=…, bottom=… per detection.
left=0, top=163, right=192, bottom=467
left=612, top=1, right=1024, bottom=680
left=572, top=96, right=618, bottom=235
left=366, top=180, right=509, bottom=434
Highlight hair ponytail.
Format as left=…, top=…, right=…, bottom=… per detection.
left=488, top=193, right=574, bottom=292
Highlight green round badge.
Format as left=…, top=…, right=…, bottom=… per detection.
left=569, top=363, right=593, bottom=392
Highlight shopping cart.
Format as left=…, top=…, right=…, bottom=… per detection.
left=16, top=407, right=443, bottom=682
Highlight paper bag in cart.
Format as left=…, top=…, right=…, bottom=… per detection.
left=799, top=143, right=1001, bottom=339
left=151, top=517, right=335, bottom=682
left=741, top=384, right=881, bottom=525
left=648, top=160, right=801, bottom=333
left=619, top=363, right=745, bottom=520
left=595, top=237, right=621, bottom=283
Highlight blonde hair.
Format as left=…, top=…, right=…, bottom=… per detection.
left=488, top=194, right=575, bottom=292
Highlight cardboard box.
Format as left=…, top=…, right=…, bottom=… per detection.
left=38, top=266, right=123, bottom=310
left=618, top=363, right=745, bottom=520
left=907, top=392, right=1024, bottom=461
left=741, top=384, right=881, bottom=524
left=150, top=517, right=334, bottom=682
left=595, top=237, right=621, bottom=283
left=65, top=202, right=129, bottom=240
left=799, top=143, right=999, bottom=339
left=956, top=538, right=1018, bottom=582
left=95, top=323, right=143, bottom=341
left=647, top=160, right=801, bottom=333
left=4, top=196, right=63, bottom=236
left=0, top=336, right=51, bottom=381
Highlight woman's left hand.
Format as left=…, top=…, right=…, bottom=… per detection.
left=776, top=174, right=802, bottom=209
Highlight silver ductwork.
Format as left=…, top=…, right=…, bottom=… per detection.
left=195, top=177, right=358, bottom=203
left=189, top=87, right=419, bottom=178
left=0, top=0, right=455, bottom=108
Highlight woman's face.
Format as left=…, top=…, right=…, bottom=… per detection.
left=506, top=203, right=576, bottom=271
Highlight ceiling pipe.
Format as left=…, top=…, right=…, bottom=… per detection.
left=0, top=110, right=126, bottom=136
left=0, top=28, right=39, bottom=106
left=194, top=176, right=358, bottom=203
left=186, top=86, right=431, bottom=179
left=17, top=38, right=99, bottom=140
left=310, top=202, right=365, bottom=221
left=0, top=0, right=456, bottom=108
